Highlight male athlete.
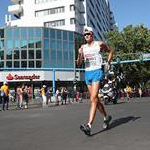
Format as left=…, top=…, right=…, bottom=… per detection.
left=77, top=26, right=114, bottom=136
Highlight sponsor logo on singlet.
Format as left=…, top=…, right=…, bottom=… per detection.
left=83, top=42, right=103, bottom=71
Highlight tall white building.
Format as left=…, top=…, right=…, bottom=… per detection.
left=7, top=0, right=117, bottom=40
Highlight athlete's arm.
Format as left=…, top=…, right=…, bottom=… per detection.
left=77, top=45, right=84, bottom=66
left=99, top=41, right=114, bottom=70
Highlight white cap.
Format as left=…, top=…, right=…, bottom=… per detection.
left=43, top=85, right=46, bottom=88
left=84, top=26, right=93, bottom=34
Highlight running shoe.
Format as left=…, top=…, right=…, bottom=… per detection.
left=103, top=115, right=112, bottom=129
left=80, top=124, right=91, bottom=136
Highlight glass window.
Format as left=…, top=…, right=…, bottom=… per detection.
left=14, top=50, right=20, bottom=59
left=14, top=61, right=20, bottom=68
left=44, top=39, right=49, bottom=49
left=70, top=5, right=75, bottom=11
left=36, top=61, right=42, bottom=68
left=69, top=51, right=74, bottom=61
left=0, top=40, right=4, bottom=49
left=35, top=11, right=43, bottom=17
left=6, top=49, right=12, bottom=59
left=35, top=28, right=42, bottom=37
left=63, top=41, right=68, bottom=52
left=29, top=50, right=34, bottom=59
left=69, top=32, right=73, bottom=41
left=36, top=49, right=41, bottom=59
left=6, top=61, right=12, bottom=68
left=0, top=51, right=4, bottom=60
left=70, top=18, right=75, bottom=24
left=57, top=40, right=62, bottom=51
left=44, top=28, right=49, bottom=38
left=63, top=31, right=67, bottom=40
left=21, top=61, right=27, bottom=68
left=69, top=42, right=74, bottom=65
left=28, top=39, right=34, bottom=48
left=44, top=49, right=49, bottom=58
left=64, top=51, right=68, bottom=60
left=57, top=51, right=62, bottom=66
left=35, top=39, right=41, bottom=48
left=21, top=50, right=27, bottom=59
left=21, top=39, right=28, bottom=48
left=6, top=28, right=12, bottom=37
left=50, top=40, right=56, bottom=49
left=57, top=30, right=61, bottom=39
left=64, top=52, right=68, bottom=67
left=13, top=28, right=20, bottom=38
left=44, top=49, right=49, bottom=67
left=69, top=42, right=74, bottom=51
left=29, top=61, right=34, bottom=68
left=21, top=28, right=27, bottom=37
left=6, top=40, right=13, bottom=59
left=28, top=28, right=34, bottom=37
left=50, top=29, right=55, bottom=39
left=44, top=9, right=49, bottom=15
left=7, top=39, right=13, bottom=49
left=0, top=29, right=4, bottom=38
left=0, top=62, right=4, bottom=68
left=51, top=50, right=56, bottom=61
left=14, top=40, right=20, bottom=49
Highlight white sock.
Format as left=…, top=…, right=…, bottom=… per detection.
left=87, top=123, right=91, bottom=128
left=104, top=116, right=107, bottom=121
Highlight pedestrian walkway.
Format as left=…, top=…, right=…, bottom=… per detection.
left=0, top=97, right=87, bottom=111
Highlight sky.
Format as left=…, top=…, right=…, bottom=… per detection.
left=0, top=0, right=12, bottom=27
left=0, top=0, right=150, bottom=31
left=109, top=0, right=150, bottom=31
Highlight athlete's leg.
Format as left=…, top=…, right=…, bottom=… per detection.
left=87, top=81, right=100, bottom=125
left=97, top=87, right=112, bottom=129
left=97, top=99, right=107, bottom=117
left=88, top=83, right=109, bottom=119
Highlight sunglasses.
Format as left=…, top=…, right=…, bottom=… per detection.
left=84, top=33, right=92, bottom=36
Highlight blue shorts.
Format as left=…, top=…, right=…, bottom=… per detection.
left=85, top=69, right=103, bottom=85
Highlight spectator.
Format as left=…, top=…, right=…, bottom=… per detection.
left=40, top=85, right=47, bottom=107
left=126, top=86, right=132, bottom=100
left=138, top=88, right=142, bottom=97
left=75, top=91, right=80, bottom=102
left=16, top=86, right=23, bottom=109
left=28, top=86, right=32, bottom=102
left=1, top=82, right=10, bottom=111
left=55, top=88, right=61, bottom=106
left=61, top=87, right=68, bottom=105
left=22, top=85, right=29, bottom=109
left=45, top=87, right=53, bottom=105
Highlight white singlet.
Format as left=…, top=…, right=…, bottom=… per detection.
left=83, top=41, right=103, bottom=71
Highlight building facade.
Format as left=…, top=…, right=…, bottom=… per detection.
left=0, top=26, right=84, bottom=91
left=7, top=0, right=117, bottom=40
left=0, top=0, right=117, bottom=92
left=0, top=27, right=77, bottom=69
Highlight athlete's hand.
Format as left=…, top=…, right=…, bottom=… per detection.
left=78, top=48, right=83, bottom=54
left=77, top=48, right=83, bottom=66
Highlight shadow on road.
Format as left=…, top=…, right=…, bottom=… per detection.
left=109, top=116, right=141, bottom=129
left=104, top=101, right=127, bottom=106
left=91, top=116, right=141, bottom=137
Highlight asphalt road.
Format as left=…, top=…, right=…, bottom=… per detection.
left=0, top=98, right=150, bottom=150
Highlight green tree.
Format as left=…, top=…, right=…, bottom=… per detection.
left=105, top=24, right=150, bottom=89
